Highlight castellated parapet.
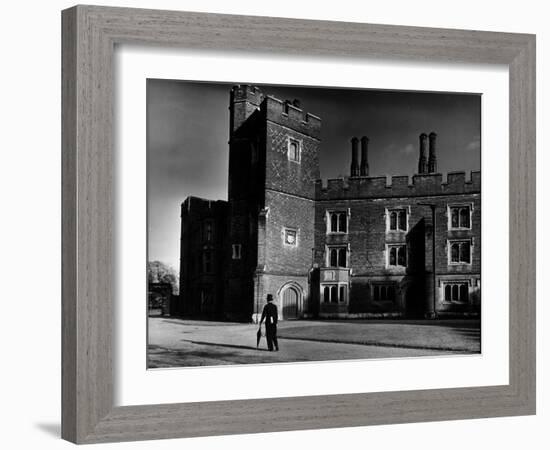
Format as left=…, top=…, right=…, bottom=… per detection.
left=315, top=170, right=481, bottom=200
left=229, top=85, right=265, bottom=133
left=263, top=95, right=321, bottom=140
left=230, top=84, right=264, bottom=106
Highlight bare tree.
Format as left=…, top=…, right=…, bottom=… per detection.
left=147, top=261, right=179, bottom=295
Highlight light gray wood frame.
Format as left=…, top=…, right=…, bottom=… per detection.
left=62, top=5, right=536, bottom=444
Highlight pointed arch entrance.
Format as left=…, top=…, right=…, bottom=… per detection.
left=278, top=282, right=303, bottom=320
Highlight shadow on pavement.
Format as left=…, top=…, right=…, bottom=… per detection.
left=180, top=339, right=269, bottom=352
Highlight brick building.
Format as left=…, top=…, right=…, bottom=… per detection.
left=179, top=85, right=481, bottom=321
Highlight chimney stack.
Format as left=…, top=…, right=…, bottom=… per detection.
left=428, top=132, right=437, bottom=173
left=360, top=136, right=369, bottom=176
left=418, top=133, right=428, bottom=174
left=350, top=137, right=360, bottom=176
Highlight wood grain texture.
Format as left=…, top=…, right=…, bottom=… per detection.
left=61, top=5, right=536, bottom=444
left=61, top=7, right=77, bottom=443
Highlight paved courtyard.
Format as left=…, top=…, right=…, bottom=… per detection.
left=147, top=317, right=480, bottom=368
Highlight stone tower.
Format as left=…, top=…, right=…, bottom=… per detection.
left=225, top=86, right=321, bottom=321
left=225, top=85, right=266, bottom=320
left=258, top=95, right=321, bottom=320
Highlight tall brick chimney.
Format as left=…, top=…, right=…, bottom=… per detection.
left=350, top=137, right=360, bottom=176
left=360, top=136, right=369, bottom=176
left=428, top=132, right=438, bottom=173
left=418, top=133, right=428, bottom=174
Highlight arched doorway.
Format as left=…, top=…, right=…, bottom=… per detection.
left=280, top=284, right=302, bottom=319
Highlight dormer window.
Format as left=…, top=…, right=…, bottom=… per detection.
left=287, top=137, right=301, bottom=163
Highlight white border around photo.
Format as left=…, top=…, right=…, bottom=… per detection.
left=114, top=45, right=509, bottom=406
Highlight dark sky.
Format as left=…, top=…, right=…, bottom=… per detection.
left=147, top=79, right=481, bottom=269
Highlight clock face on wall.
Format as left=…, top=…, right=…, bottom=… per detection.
left=285, top=229, right=297, bottom=245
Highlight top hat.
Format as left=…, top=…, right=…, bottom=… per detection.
left=267, top=294, right=273, bottom=302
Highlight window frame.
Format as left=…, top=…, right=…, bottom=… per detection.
left=326, top=209, right=350, bottom=234
left=447, top=203, right=474, bottom=230
left=386, top=207, right=409, bottom=232
left=371, top=283, right=397, bottom=302
left=231, top=243, right=242, bottom=260
left=386, top=243, right=407, bottom=268
left=326, top=245, right=349, bottom=268
left=203, top=220, right=214, bottom=242
left=442, top=280, right=470, bottom=303
left=321, top=283, right=348, bottom=304
left=447, top=239, right=473, bottom=265
left=287, top=136, right=302, bottom=163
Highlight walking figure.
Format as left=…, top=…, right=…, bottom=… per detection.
left=260, top=294, right=279, bottom=351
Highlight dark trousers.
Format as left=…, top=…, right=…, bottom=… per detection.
left=266, top=324, right=278, bottom=351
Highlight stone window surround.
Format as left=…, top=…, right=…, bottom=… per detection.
left=371, top=282, right=397, bottom=302
left=447, top=202, right=474, bottom=230
left=385, top=243, right=407, bottom=268
left=325, top=243, right=350, bottom=268
left=231, top=243, right=242, bottom=260
left=325, top=208, right=350, bottom=234
left=441, top=280, right=470, bottom=303
left=203, top=220, right=214, bottom=242
left=321, top=282, right=348, bottom=304
left=447, top=238, right=474, bottom=265
left=287, top=136, right=302, bottom=163
left=385, top=205, right=410, bottom=233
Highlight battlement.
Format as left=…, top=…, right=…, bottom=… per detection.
left=181, top=196, right=228, bottom=216
left=230, top=85, right=264, bottom=106
left=315, top=171, right=481, bottom=200
left=263, top=95, right=321, bottom=139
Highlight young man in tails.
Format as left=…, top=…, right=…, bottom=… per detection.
left=260, top=294, right=279, bottom=351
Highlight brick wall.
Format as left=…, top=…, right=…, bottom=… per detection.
left=313, top=190, right=481, bottom=315
left=265, top=122, right=320, bottom=199
left=264, top=190, right=315, bottom=274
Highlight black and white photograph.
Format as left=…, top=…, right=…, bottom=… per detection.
left=2, top=0, right=544, bottom=447
left=147, top=80, right=482, bottom=368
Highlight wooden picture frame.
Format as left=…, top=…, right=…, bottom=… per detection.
left=61, top=5, right=536, bottom=444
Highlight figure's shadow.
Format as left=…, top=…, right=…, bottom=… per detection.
left=35, top=423, right=60, bottom=438
left=181, top=339, right=270, bottom=351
